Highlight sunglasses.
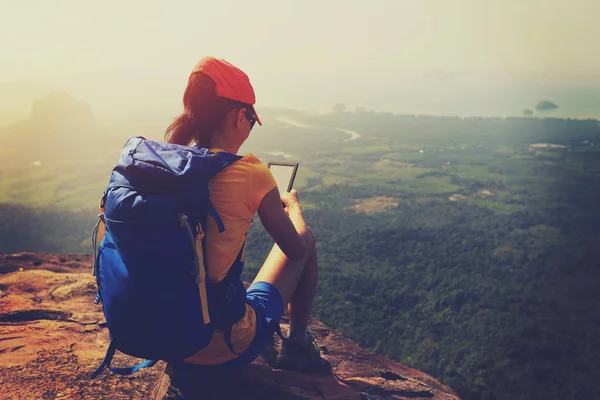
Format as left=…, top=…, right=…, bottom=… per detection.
left=245, top=109, right=256, bottom=130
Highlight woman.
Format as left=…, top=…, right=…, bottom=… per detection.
left=164, top=56, right=321, bottom=373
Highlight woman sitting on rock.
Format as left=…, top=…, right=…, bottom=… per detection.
left=165, top=56, right=321, bottom=373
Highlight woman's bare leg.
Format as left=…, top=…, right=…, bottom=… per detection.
left=252, top=227, right=318, bottom=335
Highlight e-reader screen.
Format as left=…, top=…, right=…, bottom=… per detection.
left=267, top=162, right=299, bottom=193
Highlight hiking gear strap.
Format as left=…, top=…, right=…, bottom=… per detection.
left=222, top=324, right=239, bottom=356
left=92, top=192, right=107, bottom=304
left=180, top=214, right=211, bottom=325
left=91, top=212, right=104, bottom=304
left=211, top=237, right=248, bottom=356
left=91, top=213, right=104, bottom=277
left=90, top=340, right=158, bottom=379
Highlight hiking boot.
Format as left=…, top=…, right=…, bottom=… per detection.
left=275, top=330, right=322, bottom=373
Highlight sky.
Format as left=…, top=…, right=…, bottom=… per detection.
left=1, top=0, right=599, bottom=119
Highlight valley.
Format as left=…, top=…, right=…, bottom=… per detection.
left=2, top=107, right=600, bottom=399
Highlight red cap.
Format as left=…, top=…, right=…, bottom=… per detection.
left=189, top=56, right=262, bottom=126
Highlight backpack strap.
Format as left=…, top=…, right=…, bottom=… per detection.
left=189, top=218, right=210, bottom=325
left=90, top=339, right=158, bottom=379
left=206, top=201, right=225, bottom=233
left=211, top=237, right=248, bottom=356
left=222, top=325, right=239, bottom=356
left=92, top=192, right=107, bottom=304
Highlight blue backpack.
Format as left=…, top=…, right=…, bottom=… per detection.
left=90, top=136, right=247, bottom=378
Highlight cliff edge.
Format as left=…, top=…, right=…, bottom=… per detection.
left=0, top=253, right=459, bottom=400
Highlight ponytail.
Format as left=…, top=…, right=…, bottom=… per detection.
left=165, top=112, right=196, bottom=146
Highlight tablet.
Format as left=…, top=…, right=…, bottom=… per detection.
left=267, top=161, right=299, bottom=193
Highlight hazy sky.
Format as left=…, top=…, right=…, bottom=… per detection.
left=2, top=0, right=599, bottom=117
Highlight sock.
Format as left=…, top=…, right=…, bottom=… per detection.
left=288, top=327, right=309, bottom=348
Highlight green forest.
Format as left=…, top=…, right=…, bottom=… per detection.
left=2, top=109, right=599, bottom=399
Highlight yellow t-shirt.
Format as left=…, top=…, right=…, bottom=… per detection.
left=184, top=149, right=277, bottom=365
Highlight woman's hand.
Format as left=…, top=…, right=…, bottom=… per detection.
left=258, top=187, right=306, bottom=261
left=281, top=189, right=301, bottom=215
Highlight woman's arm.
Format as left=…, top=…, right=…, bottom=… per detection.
left=257, top=188, right=307, bottom=261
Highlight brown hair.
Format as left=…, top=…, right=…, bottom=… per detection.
left=165, top=72, right=250, bottom=147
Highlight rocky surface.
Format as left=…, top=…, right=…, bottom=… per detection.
left=0, top=253, right=459, bottom=400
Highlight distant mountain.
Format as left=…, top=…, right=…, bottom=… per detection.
left=535, top=100, right=559, bottom=111
left=0, top=81, right=57, bottom=126
left=0, top=91, right=105, bottom=160
left=3, top=90, right=95, bottom=134
left=30, top=90, right=94, bottom=128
